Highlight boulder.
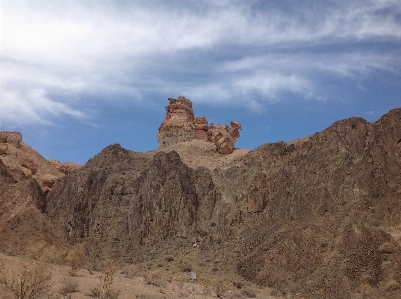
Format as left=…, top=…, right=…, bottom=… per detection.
left=0, top=143, right=8, bottom=156
left=210, top=124, right=236, bottom=155
left=21, top=158, right=37, bottom=175
left=42, top=174, right=57, bottom=188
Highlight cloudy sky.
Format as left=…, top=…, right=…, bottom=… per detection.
left=1, top=0, right=400, bottom=164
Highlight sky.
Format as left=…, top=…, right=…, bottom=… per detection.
left=1, top=0, right=400, bottom=164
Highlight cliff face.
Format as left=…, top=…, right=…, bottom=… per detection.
left=45, top=107, right=401, bottom=298
left=0, top=159, right=63, bottom=255
left=46, top=145, right=221, bottom=259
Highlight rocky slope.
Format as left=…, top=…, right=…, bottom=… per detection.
left=1, top=108, right=400, bottom=298
left=0, top=159, right=64, bottom=256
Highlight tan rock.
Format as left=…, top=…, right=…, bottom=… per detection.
left=194, top=116, right=209, bottom=142
left=0, top=132, right=22, bottom=148
left=48, top=160, right=82, bottom=174
left=0, top=143, right=8, bottom=156
left=42, top=173, right=58, bottom=188
left=157, top=96, right=196, bottom=148
left=21, top=158, right=37, bottom=174
left=42, top=185, right=51, bottom=195
left=210, top=124, right=236, bottom=155
left=157, top=96, right=242, bottom=154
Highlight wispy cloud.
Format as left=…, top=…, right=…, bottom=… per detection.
left=1, top=0, right=400, bottom=127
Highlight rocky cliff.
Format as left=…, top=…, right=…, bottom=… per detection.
left=45, top=107, right=401, bottom=298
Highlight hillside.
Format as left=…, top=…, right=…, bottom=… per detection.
left=0, top=108, right=400, bottom=298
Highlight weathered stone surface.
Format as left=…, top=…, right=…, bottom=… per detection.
left=0, top=132, right=22, bottom=148
left=21, top=158, right=37, bottom=174
left=48, top=160, right=82, bottom=174
left=0, top=143, right=8, bottom=156
left=194, top=116, right=209, bottom=142
left=0, top=159, right=63, bottom=254
left=47, top=145, right=219, bottom=259
left=210, top=124, right=236, bottom=155
left=157, top=96, right=242, bottom=154
left=2, top=107, right=401, bottom=299
left=157, top=96, right=196, bottom=148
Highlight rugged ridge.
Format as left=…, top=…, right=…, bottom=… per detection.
left=47, top=145, right=221, bottom=260
left=13, top=107, right=401, bottom=298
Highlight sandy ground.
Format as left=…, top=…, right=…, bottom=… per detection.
left=0, top=253, right=278, bottom=299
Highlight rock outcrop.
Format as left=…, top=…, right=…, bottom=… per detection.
left=21, top=158, right=37, bottom=175
left=157, top=96, right=241, bottom=154
left=0, top=143, right=8, bottom=156
left=48, top=160, right=82, bottom=175
left=157, top=96, right=196, bottom=148
left=209, top=122, right=243, bottom=155
left=0, top=159, right=64, bottom=255
left=0, top=131, right=22, bottom=148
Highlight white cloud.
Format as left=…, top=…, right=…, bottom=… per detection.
left=0, top=0, right=400, bottom=127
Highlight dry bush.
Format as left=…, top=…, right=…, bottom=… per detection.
left=24, top=240, right=66, bottom=265
left=59, top=277, right=79, bottom=295
left=215, top=281, right=228, bottom=298
left=178, top=259, right=192, bottom=272
left=89, top=260, right=120, bottom=299
left=0, top=260, right=52, bottom=299
left=120, top=264, right=139, bottom=279
left=66, top=242, right=87, bottom=275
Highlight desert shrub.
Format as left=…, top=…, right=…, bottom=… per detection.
left=120, top=264, right=138, bottom=279
left=215, top=281, right=228, bottom=298
left=59, top=277, right=79, bottom=295
left=0, top=260, right=52, bottom=299
left=178, top=259, right=192, bottom=272
left=66, top=243, right=87, bottom=275
left=145, top=270, right=164, bottom=286
left=24, top=240, right=66, bottom=265
left=165, top=256, right=174, bottom=262
left=89, top=260, right=120, bottom=299
left=25, top=239, right=47, bottom=260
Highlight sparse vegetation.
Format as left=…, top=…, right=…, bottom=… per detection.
left=178, top=259, right=192, bottom=272
left=89, top=259, right=120, bottom=299
left=66, top=242, right=87, bottom=275
left=59, top=277, right=79, bottom=295
left=0, top=260, right=52, bottom=299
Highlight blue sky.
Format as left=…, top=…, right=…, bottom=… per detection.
left=1, top=0, right=400, bottom=164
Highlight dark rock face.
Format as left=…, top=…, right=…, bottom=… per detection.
left=46, top=108, right=401, bottom=298
left=46, top=145, right=220, bottom=259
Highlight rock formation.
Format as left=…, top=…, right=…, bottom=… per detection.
left=157, top=96, right=196, bottom=148
left=0, top=131, right=22, bottom=148
left=209, top=122, right=243, bottom=155
left=194, top=116, right=209, bottom=142
left=157, top=96, right=242, bottom=154
left=48, top=160, right=82, bottom=175
left=46, top=107, right=401, bottom=299
left=21, top=158, right=37, bottom=175
left=0, top=143, right=8, bottom=156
